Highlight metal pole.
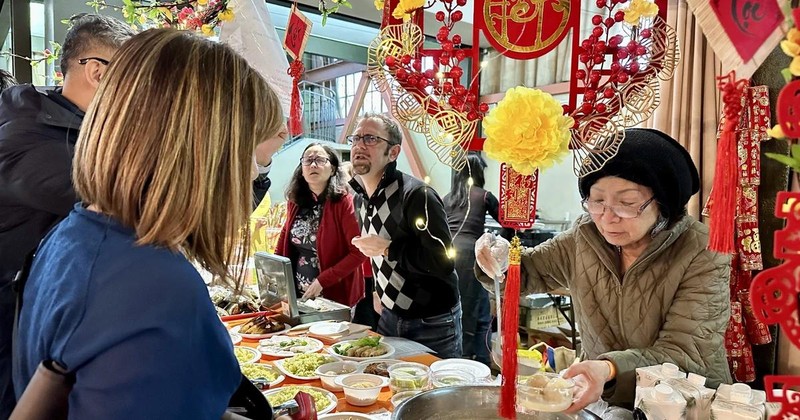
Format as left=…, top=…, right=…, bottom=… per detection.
left=10, top=0, right=31, bottom=83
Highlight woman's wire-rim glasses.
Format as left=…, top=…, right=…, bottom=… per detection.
left=581, top=197, right=655, bottom=219
left=300, top=156, right=330, bottom=166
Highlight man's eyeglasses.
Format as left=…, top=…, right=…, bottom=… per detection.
left=78, top=57, right=110, bottom=66
left=346, top=134, right=395, bottom=146
left=581, top=197, right=655, bottom=219
left=300, top=156, right=330, bottom=166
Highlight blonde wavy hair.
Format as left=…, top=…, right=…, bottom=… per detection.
left=73, top=29, right=284, bottom=285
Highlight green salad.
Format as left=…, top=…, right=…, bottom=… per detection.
left=266, top=386, right=332, bottom=412
left=282, top=353, right=335, bottom=377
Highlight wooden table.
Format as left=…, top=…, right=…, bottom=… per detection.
left=237, top=335, right=439, bottom=414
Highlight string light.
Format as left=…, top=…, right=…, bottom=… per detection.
left=467, top=176, right=474, bottom=186
left=423, top=175, right=431, bottom=184
left=447, top=247, right=457, bottom=259
left=415, top=217, right=426, bottom=229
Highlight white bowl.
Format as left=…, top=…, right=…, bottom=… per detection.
left=335, top=373, right=389, bottom=406
left=318, top=413, right=375, bottom=420
left=390, top=390, right=421, bottom=409
left=315, top=361, right=359, bottom=392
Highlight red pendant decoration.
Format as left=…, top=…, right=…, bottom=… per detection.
left=750, top=191, right=800, bottom=418
left=283, top=4, right=312, bottom=136
left=499, top=164, right=538, bottom=230
left=707, top=72, right=749, bottom=254
left=777, top=80, right=800, bottom=138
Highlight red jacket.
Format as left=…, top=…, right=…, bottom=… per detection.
left=275, top=193, right=366, bottom=307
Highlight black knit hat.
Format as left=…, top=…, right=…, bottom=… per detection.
left=578, top=128, right=699, bottom=223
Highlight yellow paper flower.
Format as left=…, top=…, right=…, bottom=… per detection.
left=782, top=29, right=800, bottom=58
left=767, top=124, right=786, bottom=140
left=624, top=0, right=659, bottom=26
left=201, top=24, right=215, bottom=36
left=374, top=0, right=385, bottom=11
left=791, top=56, right=800, bottom=76
left=483, top=87, right=574, bottom=175
left=218, top=9, right=234, bottom=22
left=198, top=0, right=208, bottom=5
left=392, top=0, right=424, bottom=20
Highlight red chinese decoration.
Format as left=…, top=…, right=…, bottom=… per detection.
left=283, top=4, right=312, bottom=136
left=708, top=0, right=783, bottom=63
left=777, top=80, right=800, bottom=138
left=750, top=191, right=800, bottom=418
left=475, top=0, right=579, bottom=60
left=498, top=164, right=538, bottom=230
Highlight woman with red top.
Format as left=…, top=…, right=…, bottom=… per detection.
left=275, top=143, right=366, bottom=307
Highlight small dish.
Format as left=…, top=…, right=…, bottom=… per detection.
left=309, top=321, right=349, bottom=336
left=432, top=369, right=475, bottom=388
left=273, top=353, right=339, bottom=380
left=387, top=362, right=431, bottom=393
left=335, top=373, right=389, bottom=406
left=390, top=390, right=420, bottom=409
left=328, top=339, right=395, bottom=361
left=516, top=372, right=575, bottom=413
left=315, top=361, right=359, bottom=392
left=232, top=323, right=291, bottom=340
left=258, top=335, right=324, bottom=358
left=318, top=413, right=375, bottom=420
left=262, top=385, right=337, bottom=415
left=239, top=363, right=284, bottom=389
left=229, top=332, right=242, bottom=346
left=430, top=359, right=491, bottom=382
left=233, top=346, right=261, bottom=364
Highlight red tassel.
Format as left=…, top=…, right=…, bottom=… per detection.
left=288, top=60, right=305, bottom=136
left=708, top=72, right=747, bottom=254
left=500, top=237, right=522, bottom=419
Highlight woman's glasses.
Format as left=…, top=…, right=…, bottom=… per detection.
left=581, top=197, right=655, bottom=219
left=300, top=156, right=330, bottom=166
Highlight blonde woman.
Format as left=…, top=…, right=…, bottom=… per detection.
left=12, top=29, right=284, bottom=418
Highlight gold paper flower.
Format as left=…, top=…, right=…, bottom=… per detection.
left=767, top=124, right=786, bottom=140
left=201, top=24, right=215, bottom=36
left=374, top=0, right=385, bottom=11
left=780, top=28, right=800, bottom=76
left=392, top=0, right=424, bottom=20
left=218, top=8, right=234, bottom=22
left=483, top=87, right=574, bottom=175
left=624, top=0, right=659, bottom=26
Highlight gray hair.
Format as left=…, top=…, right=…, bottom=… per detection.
left=60, top=13, right=135, bottom=76
left=357, top=112, right=403, bottom=146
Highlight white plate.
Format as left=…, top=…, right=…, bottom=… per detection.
left=258, top=336, right=324, bottom=358
left=262, top=385, right=337, bottom=415
left=273, top=354, right=340, bottom=380
left=239, top=362, right=285, bottom=388
left=328, top=340, right=395, bottom=361
left=233, top=346, right=261, bottom=364
left=231, top=324, right=291, bottom=340
left=309, top=322, right=349, bottom=336
left=318, top=413, right=375, bottom=420
left=430, top=359, right=492, bottom=382
left=229, top=332, right=242, bottom=346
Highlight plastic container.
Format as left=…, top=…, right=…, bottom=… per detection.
left=432, top=369, right=475, bottom=388
left=516, top=372, right=574, bottom=413
left=390, top=390, right=421, bottom=408
left=388, top=362, right=431, bottom=394
left=634, top=383, right=687, bottom=420
left=635, top=362, right=685, bottom=388
left=315, top=361, right=358, bottom=392
left=335, top=373, right=388, bottom=406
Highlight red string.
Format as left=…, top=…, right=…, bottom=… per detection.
left=499, top=262, right=520, bottom=419
left=288, top=60, right=305, bottom=136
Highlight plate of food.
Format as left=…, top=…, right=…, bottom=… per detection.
left=356, top=359, right=404, bottom=377
left=234, top=346, right=261, bottom=364
left=239, top=362, right=285, bottom=389
left=231, top=315, right=289, bottom=339
left=229, top=331, right=242, bottom=346
left=273, top=353, right=340, bottom=380
left=258, top=336, right=324, bottom=358
left=262, top=385, right=337, bottom=415
left=328, top=336, right=394, bottom=361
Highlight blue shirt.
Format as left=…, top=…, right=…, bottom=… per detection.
left=13, top=204, right=240, bottom=419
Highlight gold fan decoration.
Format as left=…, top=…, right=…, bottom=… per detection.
left=367, top=20, right=477, bottom=171
left=570, top=8, right=680, bottom=178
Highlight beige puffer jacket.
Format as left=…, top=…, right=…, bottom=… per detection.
left=480, top=214, right=732, bottom=408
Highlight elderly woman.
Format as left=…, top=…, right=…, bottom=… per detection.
left=275, top=143, right=366, bottom=307
left=476, top=128, right=731, bottom=411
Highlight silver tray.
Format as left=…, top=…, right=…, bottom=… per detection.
left=392, top=386, right=601, bottom=420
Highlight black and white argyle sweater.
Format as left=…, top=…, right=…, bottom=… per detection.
left=350, top=162, right=459, bottom=319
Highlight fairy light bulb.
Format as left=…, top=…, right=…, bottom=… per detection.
left=436, top=71, right=444, bottom=79
left=467, top=177, right=474, bottom=186
left=447, top=247, right=457, bottom=259
left=424, top=176, right=431, bottom=184
left=415, top=218, right=426, bottom=229
left=480, top=60, right=488, bottom=68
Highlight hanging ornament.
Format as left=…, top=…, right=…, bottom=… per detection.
left=283, top=4, right=312, bottom=136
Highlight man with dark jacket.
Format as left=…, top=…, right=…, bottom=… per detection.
left=348, top=113, right=462, bottom=358
left=0, top=14, right=133, bottom=417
